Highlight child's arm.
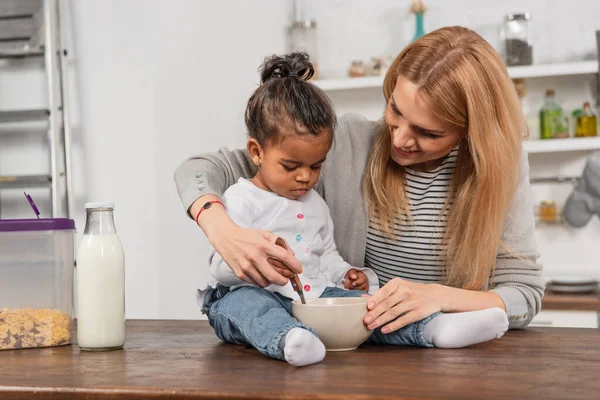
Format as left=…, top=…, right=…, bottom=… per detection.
left=319, top=202, right=379, bottom=294
left=208, top=191, right=256, bottom=287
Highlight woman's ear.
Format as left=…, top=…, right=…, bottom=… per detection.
left=247, top=138, right=263, bottom=168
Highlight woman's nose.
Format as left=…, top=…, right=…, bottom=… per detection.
left=392, top=124, right=416, bottom=148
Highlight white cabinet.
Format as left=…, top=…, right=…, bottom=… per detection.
left=530, top=310, right=599, bottom=328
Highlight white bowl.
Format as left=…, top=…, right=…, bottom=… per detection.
left=291, top=297, right=373, bottom=351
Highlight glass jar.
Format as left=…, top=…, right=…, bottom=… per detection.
left=539, top=201, right=558, bottom=223
left=503, top=13, right=533, bottom=66
left=348, top=61, right=366, bottom=78
left=0, top=218, right=76, bottom=350
left=289, top=20, right=319, bottom=79
left=76, top=203, right=125, bottom=351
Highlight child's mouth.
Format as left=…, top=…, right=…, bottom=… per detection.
left=292, top=188, right=309, bottom=195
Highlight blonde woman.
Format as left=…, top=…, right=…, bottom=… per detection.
left=175, top=26, right=544, bottom=341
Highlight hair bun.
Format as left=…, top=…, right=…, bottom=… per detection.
left=260, top=52, right=315, bottom=83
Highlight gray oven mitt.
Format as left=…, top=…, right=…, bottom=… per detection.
left=563, top=157, right=600, bottom=227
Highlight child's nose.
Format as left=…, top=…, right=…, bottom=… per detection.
left=296, top=169, right=310, bottom=182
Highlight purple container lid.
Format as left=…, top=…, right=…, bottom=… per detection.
left=0, top=218, right=75, bottom=232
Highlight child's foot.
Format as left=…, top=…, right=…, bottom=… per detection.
left=283, top=328, right=326, bottom=367
left=423, top=308, right=509, bottom=348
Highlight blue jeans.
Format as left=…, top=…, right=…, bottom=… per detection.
left=202, top=285, right=437, bottom=361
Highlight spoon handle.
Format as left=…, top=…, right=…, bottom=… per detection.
left=272, top=237, right=306, bottom=304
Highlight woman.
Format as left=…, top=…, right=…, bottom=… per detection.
left=174, top=26, right=544, bottom=333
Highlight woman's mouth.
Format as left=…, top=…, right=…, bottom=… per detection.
left=393, top=146, right=421, bottom=157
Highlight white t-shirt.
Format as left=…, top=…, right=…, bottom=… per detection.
left=203, top=178, right=379, bottom=303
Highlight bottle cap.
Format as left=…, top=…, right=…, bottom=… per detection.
left=85, top=202, right=115, bottom=210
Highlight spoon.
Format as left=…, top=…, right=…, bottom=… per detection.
left=268, top=237, right=306, bottom=304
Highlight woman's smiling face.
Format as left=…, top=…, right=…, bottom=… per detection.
left=385, top=76, right=464, bottom=171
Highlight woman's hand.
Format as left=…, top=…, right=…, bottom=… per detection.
left=211, top=221, right=304, bottom=287
left=363, top=278, right=443, bottom=334
left=193, top=195, right=303, bottom=287
left=344, top=269, right=369, bottom=291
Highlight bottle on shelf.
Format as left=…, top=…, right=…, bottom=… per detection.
left=289, top=1, right=319, bottom=80
left=575, top=102, right=598, bottom=137
left=540, top=89, right=569, bottom=139
left=513, top=78, right=539, bottom=139
left=538, top=201, right=559, bottom=223
left=289, top=20, right=319, bottom=80
left=410, top=0, right=427, bottom=42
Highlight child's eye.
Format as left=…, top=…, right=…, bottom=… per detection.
left=311, top=164, right=322, bottom=170
left=282, top=165, right=297, bottom=172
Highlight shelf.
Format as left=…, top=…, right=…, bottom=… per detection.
left=542, top=289, right=600, bottom=312
left=0, top=109, right=49, bottom=124
left=0, top=175, right=51, bottom=189
left=313, top=76, right=383, bottom=91
left=524, top=137, right=600, bottom=153
left=313, top=61, right=599, bottom=91
left=535, top=216, right=565, bottom=226
left=530, top=176, right=579, bottom=184
left=508, top=61, right=598, bottom=79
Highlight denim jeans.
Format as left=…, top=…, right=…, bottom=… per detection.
left=202, top=285, right=437, bottom=361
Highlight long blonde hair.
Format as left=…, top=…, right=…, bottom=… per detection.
left=362, top=26, right=526, bottom=290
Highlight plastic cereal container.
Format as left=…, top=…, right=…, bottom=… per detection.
left=0, top=218, right=76, bottom=350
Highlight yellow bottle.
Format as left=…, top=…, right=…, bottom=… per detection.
left=576, top=102, right=598, bottom=137
left=539, top=201, right=558, bottom=223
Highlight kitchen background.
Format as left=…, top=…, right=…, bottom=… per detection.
left=0, top=0, right=599, bottom=321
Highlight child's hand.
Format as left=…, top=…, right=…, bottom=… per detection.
left=344, top=269, right=369, bottom=291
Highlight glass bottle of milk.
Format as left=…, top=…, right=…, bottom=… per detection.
left=76, top=203, right=125, bottom=351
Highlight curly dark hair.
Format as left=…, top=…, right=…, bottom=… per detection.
left=245, top=52, right=336, bottom=146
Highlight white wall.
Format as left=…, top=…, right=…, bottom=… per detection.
left=1, top=0, right=599, bottom=319
left=70, top=0, right=290, bottom=319
left=68, top=1, right=160, bottom=319
left=152, top=0, right=290, bottom=318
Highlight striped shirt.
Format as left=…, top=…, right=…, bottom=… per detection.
left=365, top=150, right=457, bottom=286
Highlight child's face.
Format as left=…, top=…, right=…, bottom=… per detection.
left=249, top=131, right=332, bottom=200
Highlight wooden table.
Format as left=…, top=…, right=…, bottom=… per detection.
left=1, top=320, right=599, bottom=399
left=542, top=289, right=600, bottom=312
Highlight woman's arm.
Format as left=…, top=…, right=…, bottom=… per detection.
left=174, top=147, right=302, bottom=286
left=487, top=149, right=545, bottom=328
left=174, top=147, right=256, bottom=216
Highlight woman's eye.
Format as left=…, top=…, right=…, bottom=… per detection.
left=421, top=131, right=439, bottom=139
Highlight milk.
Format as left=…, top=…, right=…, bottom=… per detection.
left=76, top=204, right=125, bottom=351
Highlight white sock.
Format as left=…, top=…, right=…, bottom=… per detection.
left=423, top=308, right=509, bottom=349
left=282, top=328, right=326, bottom=367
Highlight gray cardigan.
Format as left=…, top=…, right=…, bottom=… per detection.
left=174, top=113, right=545, bottom=329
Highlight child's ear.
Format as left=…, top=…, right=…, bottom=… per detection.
left=247, top=139, right=263, bottom=167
